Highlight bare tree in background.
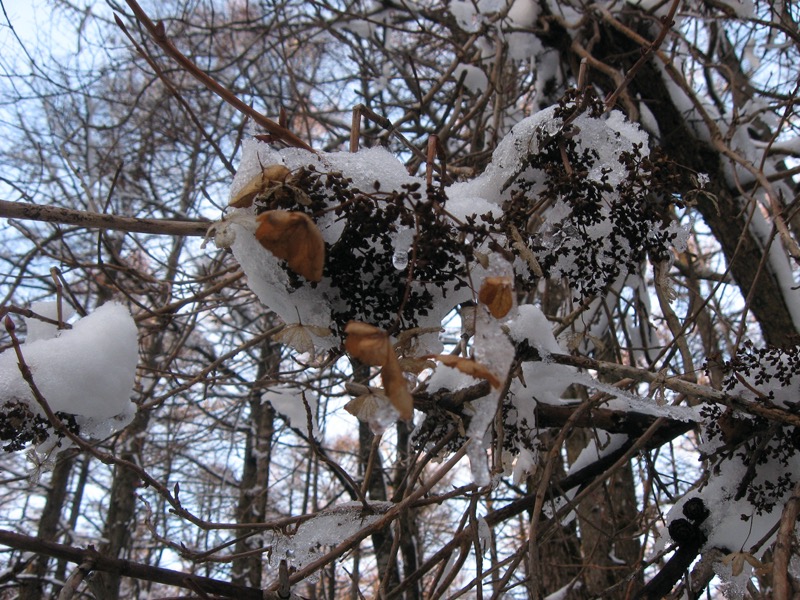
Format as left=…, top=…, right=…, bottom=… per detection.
left=0, top=0, right=799, bottom=598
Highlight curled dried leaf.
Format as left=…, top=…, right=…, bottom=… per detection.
left=381, top=356, right=414, bottom=420
left=229, top=165, right=291, bottom=208
left=344, top=321, right=391, bottom=365
left=344, top=321, right=413, bottom=420
left=478, top=276, right=513, bottom=319
left=255, top=210, right=325, bottom=282
left=426, top=354, right=501, bottom=388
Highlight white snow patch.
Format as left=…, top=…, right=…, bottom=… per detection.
left=0, top=302, right=138, bottom=442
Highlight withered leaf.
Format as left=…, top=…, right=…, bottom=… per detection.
left=344, top=321, right=392, bottom=365
left=255, top=210, right=325, bottom=282
left=398, top=357, right=436, bottom=374
left=381, top=355, right=414, bottom=420
left=274, top=323, right=332, bottom=354
left=344, top=390, right=388, bottom=421
left=344, top=321, right=413, bottom=420
left=426, top=354, right=502, bottom=388
left=229, top=165, right=291, bottom=208
left=478, top=276, right=513, bottom=319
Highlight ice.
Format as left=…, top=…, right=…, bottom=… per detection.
left=464, top=259, right=516, bottom=485
left=0, top=302, right=138, bottom=437
left=271, top=502, right=390, bottom=570
left=263, top=386, right=319, bottom=439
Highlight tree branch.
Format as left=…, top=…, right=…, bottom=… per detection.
left=0, top=199, right=210, bottom=237
left=0, top=529, right=305, bottom=599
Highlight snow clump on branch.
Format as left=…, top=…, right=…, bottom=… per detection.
left=0, top=302, right=138, bottom=453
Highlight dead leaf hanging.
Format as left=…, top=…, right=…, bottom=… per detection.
left=229, top=165, right=291, bottom=208
left=344, top=321, right=413, bottom=420
left=273, top=323, right=332, bottom=355
left=381, top=355, right=414, bottom=420
left=255, top=210, right=325, bottom=282
left=344, top=321, right=392, bottom=365
left=426, top=354, right=502, bottom=388
left=478, top=276, right=513, bottom=319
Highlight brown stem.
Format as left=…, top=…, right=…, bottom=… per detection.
left=0, top=199, right=210, bottom=237
left=120, top=0, right=314, bottom=152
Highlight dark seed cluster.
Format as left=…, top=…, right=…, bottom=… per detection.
left=502, top=89, right=684, bottom=300
left=0, top=400, right=79, bottom=452
left=256, top=165, right=479, bottom=334
left=698, top=343, right=800, bottom=515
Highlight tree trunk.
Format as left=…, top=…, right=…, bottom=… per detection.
left=95, top=409, right=150, bottom=600
left=19, top=450, right=76, bottom=600
left=231, top=337, right=280, bottom=588
left=359, top=419, right=400, bottom=593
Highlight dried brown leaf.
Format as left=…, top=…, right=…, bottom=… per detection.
left=344, top=392, right=387, bottom=421
left=229, top=165, right=291, bottom=208
left=478, top=276, right=513, bottom=319
left=382, top=355, right=414, bottom=420
left=255, top=210, right=325, bottom=282
left=427, top=354, right=502, bottom=388
left=398, top=357, right=436, bottom=374
left=344, top=321, right=392, bottom=366
left=344, top=321, right=413, bottom=420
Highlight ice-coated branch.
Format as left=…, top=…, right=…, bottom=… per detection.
left=549, top=353, right=800, bottom=429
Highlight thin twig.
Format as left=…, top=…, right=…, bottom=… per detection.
left=120, top=0, right=314, bottom=152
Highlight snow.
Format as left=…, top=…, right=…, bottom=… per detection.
left=455, top=63, right=489, bottom=94
left=567, top=430, right=628, bottom=475
left=507, top=304, right=577, bottom=406
left=268, top=501, right=390, bottom=571
left=0, top=302, right=138, bottom=445
left=449, top=0, right=481, bottom=33
left=25, top=301, right=75, bottom=342
left=745, top=195, right=800, bottom=332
